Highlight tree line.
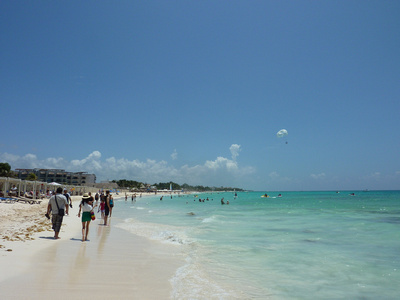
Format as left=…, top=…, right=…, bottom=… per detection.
left=112, top=179, right=244, bottom=192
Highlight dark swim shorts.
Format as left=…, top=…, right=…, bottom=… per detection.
left=52, top=214, right=63, bottom=232
left=105, top=205, right=110, bottom=216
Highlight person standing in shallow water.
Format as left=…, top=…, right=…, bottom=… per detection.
left=47, top=187, right=69, bottom=239
left=109, top=192, right=114, bottom=217
left=77, top=193, right=94, bottom=241
left=104, top=190, right=111, bottom=226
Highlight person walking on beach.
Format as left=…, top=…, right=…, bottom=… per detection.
left=46, top=187, right=69, bottom=239
left=104, top=190, right=111, bottom=226
left=63, top=188, right=72, bottom=211
left=88, top=192, right=95, bottom=203
left=77, top=193, right=94, bottom=241
left=95, top=192, right=99, bottom=206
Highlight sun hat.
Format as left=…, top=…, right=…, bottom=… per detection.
left=82, top=193, right=91, bottom=199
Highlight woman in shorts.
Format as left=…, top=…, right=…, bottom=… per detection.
left=78, top=193, right=94, bottom=241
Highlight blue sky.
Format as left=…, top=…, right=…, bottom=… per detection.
left=1, top=1, right=399, bottom=191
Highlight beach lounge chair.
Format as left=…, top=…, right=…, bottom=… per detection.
left=0, top=197, right=18, bottom=203
left=16, top=197, right=42, bottom=205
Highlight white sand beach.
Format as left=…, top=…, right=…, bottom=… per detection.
left=0, top=194, right=185, bottom=299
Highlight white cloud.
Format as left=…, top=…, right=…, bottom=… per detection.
left=269, top=171, right=280, bottom=178
left=70, top=151, right=102, bottom=172
left=368, top=172, right=381, bottom=179
left=1, top=146, right=254, bottom=187
left=230, top=144, right=241, bottom=161
left=205, top=156, right=238, bottom=171
left=171, top=149, right=178, bottom=160
left=310, top=173, right=326, bottom=179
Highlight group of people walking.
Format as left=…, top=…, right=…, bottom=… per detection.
left=46, top=187, right=114, bottom=241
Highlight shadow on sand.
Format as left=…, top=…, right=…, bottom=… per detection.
left=39, top=236, right=58, bottom=240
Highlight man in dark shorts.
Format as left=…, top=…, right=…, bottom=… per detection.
left=47, top=187, right=69, bottom=239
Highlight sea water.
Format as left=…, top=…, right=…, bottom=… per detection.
left=113, top=191, right=400, bottom=299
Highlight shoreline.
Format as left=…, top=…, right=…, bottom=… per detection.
left=0, top=192, right=185, bottom=298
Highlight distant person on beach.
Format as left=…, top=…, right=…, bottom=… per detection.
left=63, top=188, right=72, bottom=210
left=88, top=192, right=94, bottom=201
left=221, top=198, right=225, bottom=205
left=104, top=190, right=111, bottom=226
left=109, top=193, right=114, bottom=217
left=46, top=187, right=69, bottom=239
left=95, top=192, right=99, bottom=206
left=88, top=192, right=96, bottom=207
left=77, top=193, right=94, bottom=242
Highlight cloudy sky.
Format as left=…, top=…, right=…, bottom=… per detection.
left=1, top=1, right=399, bottom=191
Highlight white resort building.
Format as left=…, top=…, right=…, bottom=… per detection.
left=15, top=169, right=96, bottom=186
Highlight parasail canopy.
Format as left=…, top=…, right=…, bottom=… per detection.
left=276, top=129, right=288, bottom=138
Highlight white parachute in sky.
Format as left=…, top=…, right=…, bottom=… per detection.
left=276, top=129, right=288, bottom=138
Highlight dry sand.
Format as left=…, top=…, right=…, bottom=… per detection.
left=0, top=194, right=185, bottom=299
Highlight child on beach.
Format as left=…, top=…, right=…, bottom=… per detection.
left=77, top=193, right=94, bottom=242
left=98, top=198, right=105, bottom=219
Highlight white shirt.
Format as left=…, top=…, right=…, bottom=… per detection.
left=81, top=202, right=93, bottom=213
left=48, top=194, right=68, bottom=215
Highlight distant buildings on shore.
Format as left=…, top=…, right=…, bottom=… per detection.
left=15, top=168, right=96, bottom=186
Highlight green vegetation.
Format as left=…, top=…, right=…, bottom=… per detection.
left=0, top=162, right=11, bottom=177
left=112, top=179, right=143, bottom=189
left=26, top=173, right=38, bottom=181
left=112, top=179, right=244, bottom=192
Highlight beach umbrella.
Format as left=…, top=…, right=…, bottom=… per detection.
left=48, top=182, right=61, bottom=186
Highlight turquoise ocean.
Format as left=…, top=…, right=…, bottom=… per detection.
left=113, top=191, right=400, bottom=299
